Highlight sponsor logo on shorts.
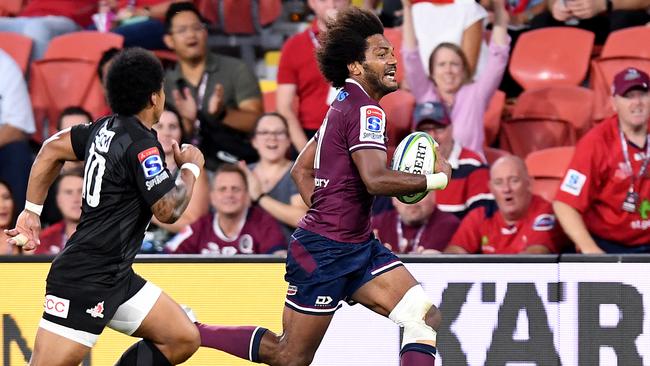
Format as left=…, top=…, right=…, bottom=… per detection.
left=287, top=285, right=298, bottom=296
left=44, top=295, right=70, bottom=319
left=145, top=170, right=170, bottom=190
left=560, top=169, right=586, bottom=196
left=86, top=301, right=105, bottom=319
left=359, top=106, right=385, bottom=143
left=315, top=296, right=333, bottom=306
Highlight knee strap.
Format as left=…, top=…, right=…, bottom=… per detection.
left=388, top=285, right=437, bottom=347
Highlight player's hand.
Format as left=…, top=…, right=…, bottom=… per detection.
left=4, top=210, right=42, bottom=251
left=172, top=88, right=198, bottom=122
left=207, top=84, right=225, bottom=117
left=237, top=161, right=264, bottom=201
left=172, top=140, right=205, bottom=171
left=551, top=0, right=573, bottom=21
left=433, top=145, right=452, bottom=183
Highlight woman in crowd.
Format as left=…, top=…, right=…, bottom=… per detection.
left=240, top=113, right=308, bottom=242
left=0, top=179, right=19, bottom=255
left=401, top=0, right=511, bottom=154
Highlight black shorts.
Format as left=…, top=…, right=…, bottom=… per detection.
left=40, top=270, right=161, bottom=347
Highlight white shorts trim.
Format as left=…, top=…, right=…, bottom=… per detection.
left=39, top=318, right=98, bottom=348
left=107, top=281, right=162, bottom=335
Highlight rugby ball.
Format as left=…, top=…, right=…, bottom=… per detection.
left=391, top=131, right=438, bottom=204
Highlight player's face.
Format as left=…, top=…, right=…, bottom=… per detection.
left=211, top=172, right=249, bottom=216
left=418, top=122, right=453, bottom=159
left=0, top=183, right=13, bottom=229
left=165, top=11, right=208, bottom=62
left=60, top=114, right=90, bottom=131
left=431, top=47, right=465, bottom=94
left=252, top=115, right=290, bottom=163
left=392, top=193, right=436, bottom=226
left=308, top=0, right=349, bottom=25
left=154, top=110, right=183, bottom=156
left=489, top=158, right=531, bottom=222
left=361, top=34, right=398, bottom=96
left=613, top=89, right=650, bottom=130
left=57, top=176, right=83, bottom=223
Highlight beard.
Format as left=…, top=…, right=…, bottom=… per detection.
left=362, top=63, right=398, bottom=97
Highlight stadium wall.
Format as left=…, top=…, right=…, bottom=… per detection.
left=1, top=255, right=649, bottom=366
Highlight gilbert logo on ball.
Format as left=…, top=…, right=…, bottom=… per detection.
left=391, top=132, right=438, bottom=204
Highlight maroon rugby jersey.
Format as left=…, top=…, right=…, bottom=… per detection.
left=298, top=79, right=387, bottom=243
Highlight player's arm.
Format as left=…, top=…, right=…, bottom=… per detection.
left=5, top=128, right=82, bottom=250
left=351, top=146, right=452, bottom=196
left=552, top=200, right=603, bottom=254
left=290, top=137, right=317, bottom=206
left=151, top=142, right=205, bottom=224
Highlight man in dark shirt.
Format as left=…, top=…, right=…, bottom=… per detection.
left=5, top=48, right=203, bottom=366
left=195, top=7, right=452, bottom=366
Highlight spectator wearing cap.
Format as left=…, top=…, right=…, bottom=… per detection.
left=554, top=67, right=650, bottom=254
left=414, top=101, right=494, bottom=218
left=446, top=155, right=567, bottom=254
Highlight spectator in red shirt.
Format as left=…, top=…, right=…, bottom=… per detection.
left=0, top=0, right=97, bottom=60
left=446, top=155, right=566, bottom=254
left=165, top=164, right=287, bottom=255
left=276, top=0, right=350, bottom=151
left=34, top=167, right=83, bottom=255
left=372, top=193, right=459, bottom=254
left=554, top=67, right=650, bottom=254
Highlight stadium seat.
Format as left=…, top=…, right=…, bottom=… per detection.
left=382, top=27, right=405, bottom=85
left=499, top=86, right=594, bottom=158
left=0, top=32, right=32, bottom=74
left=29, top=58, right=98, bottom=143
left=380, top=89, right=416, bottom=153
left=484, top=147, right=510, bottom=166
left=43, top=31, right=124, bottom=61
left=263, top=91, right=276, bottom=113
left=0, top=0, right=25, bottom=16
left=484, top=90, right=505, bottom=147
left=525, top=146, right=575, bottom=201
left=590, top=26, right=650, bottom=120
left=509, top=27, right=594, bottom=90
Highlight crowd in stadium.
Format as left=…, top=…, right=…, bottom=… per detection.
left=0, top=0, right=649, bottom=257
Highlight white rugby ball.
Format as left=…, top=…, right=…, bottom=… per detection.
left=391, top=131, right=438, bottom=204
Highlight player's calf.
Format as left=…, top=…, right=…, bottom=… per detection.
left=389, top=285, right=440, bottom=366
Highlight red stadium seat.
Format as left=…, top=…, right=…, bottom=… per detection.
left=525, top=146, right=575, bottom=201
left=484, top=147, right=510, bottom=166
left=0, top=32, right=32, bottom=74
left=259, top=0, right=283, bottom=27
left=263, top=91, right=276, bottom=113
left=499, top=86, right=594, bottom=158
left=509, top=27, right=594, bottom=90
left=484, top=90, right=505, bottom=147
left=44, top=31, right=124, bottom=61
left=590, top=26, right=650, bottom=120
left=0, top=0, right=25, bottom=16
left=380, top=89, right=416, bottom=157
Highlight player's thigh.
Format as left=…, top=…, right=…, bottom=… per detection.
left=351, top=265, right=419, bottom=317
left=130, top=291, right=199, bottom=347
left=30, top=327, right=90, bottom=366
left=260, top=306, right=333, bottom=363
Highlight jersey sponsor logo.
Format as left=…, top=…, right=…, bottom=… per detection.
left=138, top=147, right=164, bottom=179
left=238, top=234, right=254, bottom=254
left=336, top=91, right=349, bottom=101
left=560, top=169, right=586, bottom=196
left=532, top=214, right=555, bottom=231
left=94, top=123, right=115, bottom=153
left=145, top=170, right=170, bottom=191
left=359, top=105, right=385, bottom=143
left=86, top=301, right=105, bottom=318
left=287, top=285, right=298, bottom=296
left=315, top=296, right=333, bottom=306
left=314, top=178, right=330, bottom=188
left=44, top=294, right=70, bottom=319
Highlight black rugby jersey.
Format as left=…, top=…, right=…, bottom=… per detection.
left=47, top=115, right=175, bottom=286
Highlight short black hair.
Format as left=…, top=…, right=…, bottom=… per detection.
left=105, top=48, right=164, bottom=116
left=317, top=7, right=384, bottom=88
left=98, top=47, right=120, bottom=83
left=57, top=106, right=93, bottom=130
left=165, top=1, right=204, bottom=33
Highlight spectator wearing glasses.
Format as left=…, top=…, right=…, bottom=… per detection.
left=163, top=1, right=263, bottom=171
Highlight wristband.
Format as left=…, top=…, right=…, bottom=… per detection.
left=25, top=201, right=43, bottom=216
left=180, top=163, right=201, bottom=180
left=253, top=193, right=267, bottom=205
left=425, top=173, right=448, bottom=191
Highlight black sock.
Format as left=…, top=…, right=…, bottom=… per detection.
left=114, top=340, right=172, bottom=366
